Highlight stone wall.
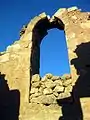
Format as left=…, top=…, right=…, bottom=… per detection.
left=30, top=74, right=72, bottom=105
left=0, top=39, right=31, bottom=114
left=0, top=6, right=90, bottom=119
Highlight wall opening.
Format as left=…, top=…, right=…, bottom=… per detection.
left=40, top=28, right=70, bottom=77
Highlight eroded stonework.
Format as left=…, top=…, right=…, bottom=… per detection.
left=30, top=74, right=72, bottom=105
left=0, top=6, right=90, bottom=120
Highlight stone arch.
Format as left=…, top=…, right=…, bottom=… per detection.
left=27, top=11, right=73, bottom=105
left=26, top=13, right=67, bottom=77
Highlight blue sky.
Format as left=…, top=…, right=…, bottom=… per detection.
left=0, top=0, right=90, bottom=76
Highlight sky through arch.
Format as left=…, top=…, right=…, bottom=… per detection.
left=40, top=28, right=70, bottom=77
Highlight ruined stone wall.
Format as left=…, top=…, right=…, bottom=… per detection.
left=57, top=7, right=90, bottom=84
left=0, top=38, right=31, bottom=114
left=51, top=7, right=90, bottom=85
left=0, top=6, right=90, bottom=119
left=30, top=74, right=72, bottom=105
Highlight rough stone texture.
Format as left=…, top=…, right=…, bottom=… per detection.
left=0, top=6, right=90, bottom=120
left=31, top=74, right=41, bottom=83
left=43, top=88, right=53, bottom=95
left=30, top=74, right=71, bottom=105
left=19, top=103, right=62, bottom=120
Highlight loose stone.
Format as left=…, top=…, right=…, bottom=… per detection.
left=43, top=88, right=53, bottom=95
left=53, top=85, right=64, bottom=93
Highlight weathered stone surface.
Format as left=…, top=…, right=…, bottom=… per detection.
left=53, top=92, right=59, bottom=97
left=41, top=76, right=47, bottom=82
left=26, top=16, right=42, bottom=33
left=30, top=92, right=42, bottom=98
left=57, top=92, right=71, bottom=100
left=44, top=79, right=56, bottom=88
left=54, top=79, right=63, bottom=86
left=6, top=44, right=21, bottom=52
left=38, top=87, right=44, bottom=93
left=39, top=12, right=47, bottom=18
left=32, top=81, right=41, bottom=88
left=62, top=79, right=72, bottom=87
left=30, top=88, right=38, bottom=94
left=30, top=95, right=57, bottom=104
left=32, top=74, right=40, bottom=82
left=61, top=74, right=71, bottom=80
left=20, top=25, right=27, bottom=36
left=80, top=22, right=90, bottom=28
left=51, top=76, right=61, bottom=81
left=30, top=74, right=73, bottom=105
left=51, top=8, right=66, bottom=20
left=0, top=53, right=9, bottom=63
left=80, top=98, right=90, bottom=120
left=53, top=85, right=64, bottom=93
left=71, top=15, right=77, bottom=20
left=43, top=88, right=53, bottom=95
left=64, top=85, right=73, bottom=93
left=19, top=103, right=62, bottom=120
left=40, top=84, right=46, bottom=89
left=45, top=73, right=53, bottom=79
left=67, top=6, right=78, bottom=12
left=0, top=6, right=90, bottom=120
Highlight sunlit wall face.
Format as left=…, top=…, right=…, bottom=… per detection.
left=40, top=28, right=70, bottom=77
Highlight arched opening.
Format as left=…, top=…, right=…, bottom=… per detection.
left=30, top=15, right=71, bottom=78
left=30, top=14, right=72, bottom=105
left=40, top=28, right=70, bottom=77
